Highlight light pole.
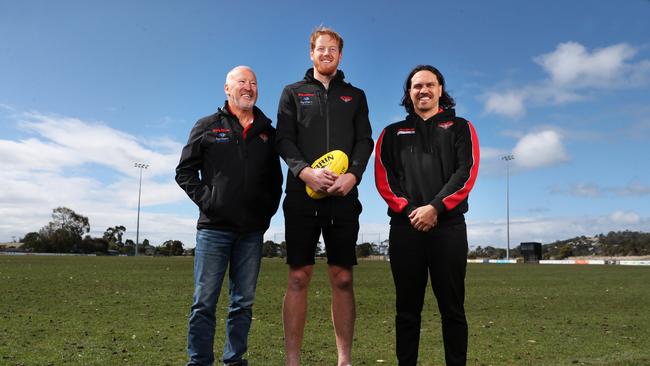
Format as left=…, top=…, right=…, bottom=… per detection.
left=501, top=155, right=514, bottom=260
left=134, top=163, right=149, bottom=256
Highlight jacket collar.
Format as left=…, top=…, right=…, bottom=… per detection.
left=303, top=68, right=346, bottom=87
left=407, top=108, right=456, bottom=125
left=217, top=101, right=272, bottom=136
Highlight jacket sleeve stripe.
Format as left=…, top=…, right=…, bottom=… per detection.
left=374, top=129, right=409, bottom=213
left=442, top=121, right=480, bottom=210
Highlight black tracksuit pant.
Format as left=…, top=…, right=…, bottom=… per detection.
left=389, top=221, right=468, bottom=366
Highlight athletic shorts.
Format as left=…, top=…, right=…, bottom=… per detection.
left=282, top=193, right=361, bottom=266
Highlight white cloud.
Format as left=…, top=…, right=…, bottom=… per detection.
left=512, top=130, right=569, bottom=168
left=0, top=103, right=16, bottom=111
left=535, top=42, right=637, bottom=87
left=550, top=181, right=650, bottom=197
left=471, top=146, right=510, bottom=176
left=0, top=111, right=192, bottom=245
left=610, top=211, right=641, bottom=225
left=484, top=42, right=650, bottom=117
left=613, top=182, right=650, bottom=196
left=0, top=138, right=81, bottom=171
left=570, top=183, right=601, bottom=197
left=480, top=147, right=509, bottom=160
left=628, top=60, right=650, bottom=86
left=549, top=183, right=602, bottom=197
left=16, top=112, right=180, bottom=178
left=484, top=92, right=526, bottom=118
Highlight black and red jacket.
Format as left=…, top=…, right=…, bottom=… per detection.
left=276, top=68, right=374, bottom=195
left=375, top=109, right=479, bottom=226
left=175, top=102, right=283, bottom=232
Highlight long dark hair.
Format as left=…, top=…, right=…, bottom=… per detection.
left=400, top=65, right=455, bottom=114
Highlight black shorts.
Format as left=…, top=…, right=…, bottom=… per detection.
left=283, top=193, right=361, bottom=266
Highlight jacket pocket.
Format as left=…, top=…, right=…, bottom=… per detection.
left=203, top=175, right=232, bottom=218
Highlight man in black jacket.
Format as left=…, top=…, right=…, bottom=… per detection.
left=176, top=65, right=283, bottom=366
left=276, top=27, right=373, bottom=366
left=375, top=65, right=480, bottom=366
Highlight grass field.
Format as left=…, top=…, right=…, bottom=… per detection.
left=1, top=256, right=649, bottom=366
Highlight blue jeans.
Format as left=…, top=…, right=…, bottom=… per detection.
left=187, top=229, right=263, bottom=366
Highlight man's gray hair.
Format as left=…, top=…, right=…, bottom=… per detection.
left=226, top=65, right=255, bottom=84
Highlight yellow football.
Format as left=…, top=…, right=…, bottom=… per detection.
left=306, top=150, right=349, bottom=199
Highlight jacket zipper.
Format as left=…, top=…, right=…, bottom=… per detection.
left=316, top=89, right=330, bottom=151
left=324, top=88, right=333, bottom=224
left=236, top=128, right=248, bottom=204
left=325, top=91, right=330, bottom=151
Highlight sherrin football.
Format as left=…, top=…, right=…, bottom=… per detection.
left=306, top=150, right=349, bottom=199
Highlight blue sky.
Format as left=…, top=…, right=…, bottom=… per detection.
left=1, top=0, right=649, bottom=249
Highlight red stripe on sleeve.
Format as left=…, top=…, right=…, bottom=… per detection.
left=375, top=129, right=409, bottom=213
left=442, top=121, right=480, bottom=210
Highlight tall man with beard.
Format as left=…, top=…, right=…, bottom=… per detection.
left=375, top=65, right=480, bottom=366
left=176, top=66, right=283, bottom=366
left=276, top=27, right=373, bottom=366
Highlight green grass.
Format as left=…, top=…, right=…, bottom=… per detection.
left=1, top=256, right=649, bottom=365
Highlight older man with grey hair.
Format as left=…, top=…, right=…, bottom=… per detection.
left=176, top=65, right=283, bottom=366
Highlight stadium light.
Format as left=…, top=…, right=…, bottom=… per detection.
left=501, top=155, right=514, bottom=260
left=134, top=162, right=149, bottom=256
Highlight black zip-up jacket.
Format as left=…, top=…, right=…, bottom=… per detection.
left=175, top=102, right=283, bottom=232
left=276, top=68, right=374, bottom=195
left=375, top=109, right=480, bottom=226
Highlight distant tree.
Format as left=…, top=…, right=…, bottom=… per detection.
left=36, top=207, right=90, bottom=253
left=558, top=244, right=573, bottom=259
left=78, top=237, right=109, bottom=254
left=47, top=228, right=81, bottom=253
left=124, top=240, right=137, bottom=255
left=468, top=245, right=506, bottom=259
left=510, top=245, right=522, bottom=258
left=262, top=240, right=280, bottom=257
left=21, top=232, right=45, bottom=252
left=44, top=207, right=90, bottom=238
left=103, top=226, right=126, bottom=248
left=139, top=240, right=155, bottom=256
left=355, top=242, right=379, bottom=258
left=160, top=240, right=184, bottom=256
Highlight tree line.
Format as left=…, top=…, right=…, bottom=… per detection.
left=11, top=207, right=387, bottom=258
left=468, top=230, right=650, bottom=259
left=15, top=207, right=186, bottom=256
left=261, top=241, right=382, bottom=259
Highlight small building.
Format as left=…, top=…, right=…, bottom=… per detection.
left=520, top=242, right=542, bottom=263
left=0, top=242, right=25, bottom=252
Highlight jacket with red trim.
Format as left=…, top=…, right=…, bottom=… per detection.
left=175, top=102, right=283, bottom=232
left=276, top=68, right=374, bottom=195
left=374, top=109, right=480, bottom=225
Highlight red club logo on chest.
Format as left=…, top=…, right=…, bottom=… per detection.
left=438, top=121, right=454, bottom=129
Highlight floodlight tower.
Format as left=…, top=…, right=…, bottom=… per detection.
left=501, top=155, right=515, bottom=260
left=134, top=162, right=149, bottom=256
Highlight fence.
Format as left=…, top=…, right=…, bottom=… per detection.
left=467, top=258, right=650, bottom=266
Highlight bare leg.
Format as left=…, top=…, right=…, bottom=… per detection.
left=283, top=265, right=314, bottom=366
left=328, top=264, right=355, bottom=366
